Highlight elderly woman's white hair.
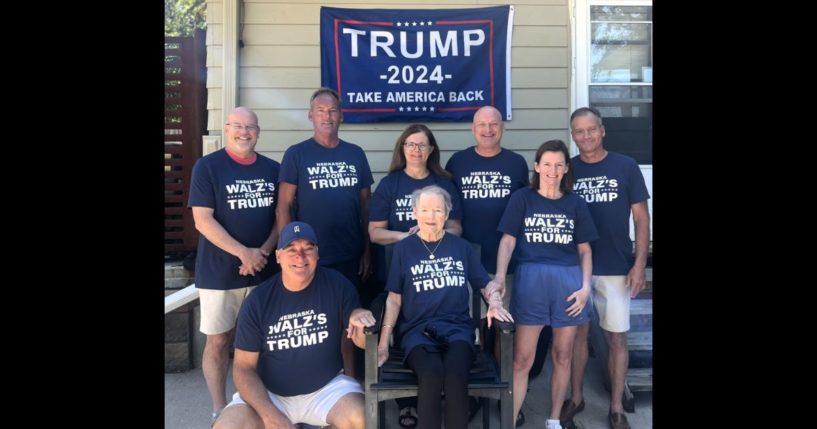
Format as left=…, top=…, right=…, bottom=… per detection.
left=410, top=185, right=452, bottom=216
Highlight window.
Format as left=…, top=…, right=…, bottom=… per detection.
left=574, top=2, right=652, bottom=165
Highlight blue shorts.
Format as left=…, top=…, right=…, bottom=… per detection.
left=510, top=263, right=589, bottom=327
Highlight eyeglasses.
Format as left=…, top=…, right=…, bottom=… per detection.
left=404, top=142, right=430, bottom=152
left=227, top=123, right=260, bottom=133
left=570, top=126, right=600, bottom=137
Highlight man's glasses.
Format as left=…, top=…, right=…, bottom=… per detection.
left=404, top=142, right=430, bottom=152
left=227, top=123, right=260, bottom=133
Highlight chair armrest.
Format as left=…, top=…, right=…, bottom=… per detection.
left=365, top=291, right=388, bottom=336
left=364, top=322, right=381, bottom=389
left=494, top=320, right=515, bottom=334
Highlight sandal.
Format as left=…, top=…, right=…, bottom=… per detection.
left=210, top=406, right=224, bottom=427
left=398, top=406, right=418, bottom=429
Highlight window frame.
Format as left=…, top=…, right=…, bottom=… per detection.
left=572, top=0, right=652, bottom=168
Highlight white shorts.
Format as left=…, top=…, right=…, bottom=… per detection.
left=226, top=373, right=363, bottom=426
left=198, top=286, right=257, bottom=335
left=591, top=276, right=630, bottom=333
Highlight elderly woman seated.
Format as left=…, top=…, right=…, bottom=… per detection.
left=377, top=185, right=513, bottom=429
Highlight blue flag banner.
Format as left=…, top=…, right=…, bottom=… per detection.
left=320, top=6, right=514, bottom=123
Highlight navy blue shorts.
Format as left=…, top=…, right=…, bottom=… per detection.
left=510, top=263, right=589, bottom=327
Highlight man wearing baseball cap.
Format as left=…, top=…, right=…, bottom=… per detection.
left=214, top=221, right=376, bottom=429
left=277, top=221, right=320, bottom=251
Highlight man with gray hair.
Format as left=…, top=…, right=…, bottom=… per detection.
left=277, top=88, right=375, bottom=301
left=563, top=107, right=650, bottom=429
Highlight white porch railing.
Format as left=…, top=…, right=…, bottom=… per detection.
left=165, top=284, right=199, bottom=314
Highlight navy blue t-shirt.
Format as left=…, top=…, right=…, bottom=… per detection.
left=233, top=267, right=360, bottom=396
left=369, top=170, right=463, bottom=233
left=498, top=188, right=598, bottom=266
left=188, top=149, right=280, bottom=290
left=571, top=152, right=650, bottom=275
left=279, top=138, right=374, bottom=265
left=446, top=147, right=529, bottom=272
left=386, top=234, right=490, bottom=357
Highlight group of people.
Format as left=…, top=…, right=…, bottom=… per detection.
left=187, top=87, right=650, bottom=429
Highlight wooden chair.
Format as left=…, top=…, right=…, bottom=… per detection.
left=363, top=242, right=515, bottom=429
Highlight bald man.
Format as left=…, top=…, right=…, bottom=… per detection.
left=445, top=106, right=529, bottom=280
left=189, top=106, right=282, bottom=424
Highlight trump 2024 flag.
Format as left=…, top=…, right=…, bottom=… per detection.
left=320, top=6, right=514, bottom=123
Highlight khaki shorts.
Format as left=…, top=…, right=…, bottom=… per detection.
left=199, top=286, right=257, bottom=335
left=591, top=276, right=630, bottom=333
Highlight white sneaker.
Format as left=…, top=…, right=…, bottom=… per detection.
left=210, top=409, right=222, bottom=427
left=546, top=419, right=562, bottom=429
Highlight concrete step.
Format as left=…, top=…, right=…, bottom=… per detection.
left=627, top=331, right=652, bottom=350
left=629, top=295, right=652, bottom=358
left=165, top=262, right=197, bottom=373
left=630, top=299, right=652, bottom=315
left=165, top=263, right=193, bottom=279
left=165, top=277, right=195, bottom=289
left=628, top=368, right=652, bottom=391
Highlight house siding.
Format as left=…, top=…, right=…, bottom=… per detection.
left=206, top=0, right=570, bottom=183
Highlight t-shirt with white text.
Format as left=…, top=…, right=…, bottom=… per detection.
left=234, top=267, right=360, bottom=396
left=570, top=152, right=649, bottom=275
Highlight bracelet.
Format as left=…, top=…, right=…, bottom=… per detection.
left=381, top=324, right=394, bottom=329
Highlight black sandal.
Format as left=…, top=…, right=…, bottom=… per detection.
left=398, top=406, right=418, bottom=429
left=516, top=410, right=525, bottom=427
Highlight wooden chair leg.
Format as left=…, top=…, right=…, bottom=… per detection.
left=365, top=394, right=378, bottom=429
left=481, top=398, right=489, bottom=429
left=500, top=392, right=513, bottom=429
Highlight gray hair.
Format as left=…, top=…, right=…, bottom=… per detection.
left=569, top=107, right=603, bottom=127
left=309, top=87, right=341, bottom=109
left=411, top=185, right=452, bottom=217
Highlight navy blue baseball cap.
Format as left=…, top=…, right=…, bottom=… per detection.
left=277, top=221, right=318, bottom=249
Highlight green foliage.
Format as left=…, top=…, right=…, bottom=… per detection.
left=165, top=0, right=206, bottom=36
